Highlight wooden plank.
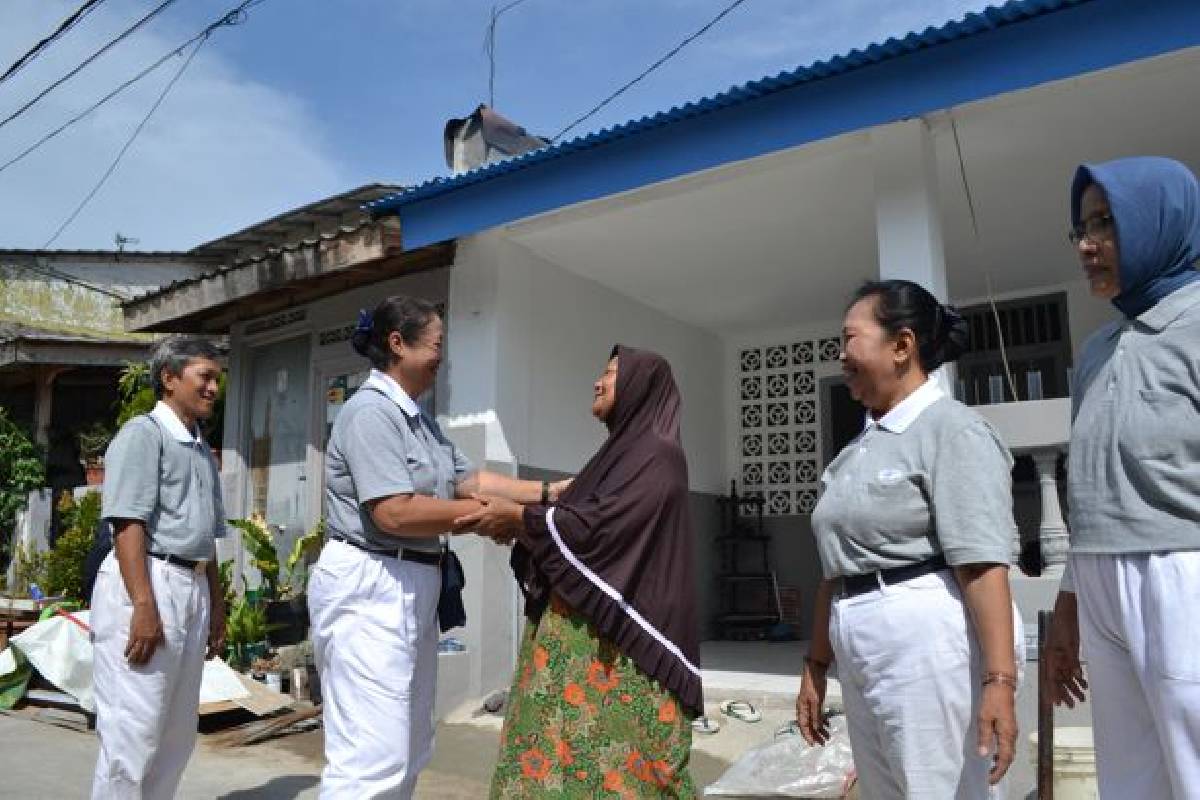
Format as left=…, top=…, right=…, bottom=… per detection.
left=1037, top=610, right=1054, bottom=800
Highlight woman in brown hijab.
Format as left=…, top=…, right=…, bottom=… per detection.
left=457, top=345, right=701, bottom=799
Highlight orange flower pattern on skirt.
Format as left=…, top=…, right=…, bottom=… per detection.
left=489, top=596, right=695, bottom=798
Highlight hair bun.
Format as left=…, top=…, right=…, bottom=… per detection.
left=937, top=304, right=970, bottom=363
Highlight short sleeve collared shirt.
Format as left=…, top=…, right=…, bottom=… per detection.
left=1067, top=280, right=1200, bottom=556
left=323, top=369, right=475, bottom=553
left=101, top=401, right=225, bottom=561
left=811, top=379, right=1016, bottom=578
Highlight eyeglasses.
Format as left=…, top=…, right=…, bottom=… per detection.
left=1068, top=214, right=1115, bottom=245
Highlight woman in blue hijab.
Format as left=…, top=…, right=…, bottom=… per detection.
left=1045, top=156, right=1200, bottom=798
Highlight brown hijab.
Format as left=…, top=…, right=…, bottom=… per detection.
left=513, top=345, right=702, bottom=714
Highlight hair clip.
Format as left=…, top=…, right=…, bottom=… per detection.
left=354, top=308, right=373, bottom=335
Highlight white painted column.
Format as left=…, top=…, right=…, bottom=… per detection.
left=870, top=119, right=956, bottom=391
left=1031, top=448, right=1068, bottom=577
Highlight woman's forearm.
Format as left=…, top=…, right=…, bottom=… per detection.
left=808, top=579, right=837, bottom=665
left=370, top=494, right=483, bottom=538
left=457, top=470, right=546, bottom=504
left=955, top=564, right=1016, bottom=674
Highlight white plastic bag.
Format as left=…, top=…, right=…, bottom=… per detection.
left=11, top=611, right=95, bottom=712
left=705, top=714, right=856, bottom=798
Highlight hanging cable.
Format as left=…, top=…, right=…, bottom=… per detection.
left=0, top=0, right=269, bottom=179
left=0, top=0, right=181, bottom=133
left=485, top=0, right=535, bottom=109
left=40, top=35, right=207, bottom=249
left=951, top=112, right=1018, bottom=401
left=551, top=0, right=753, bottom=143
left=0, top=0, right=110, bottom=88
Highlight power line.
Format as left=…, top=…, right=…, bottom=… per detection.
left=551, top=0, right=752, bottom=143
left=0, top=0, right=110, bottom=87
left=0, top=0, right=268, bottom=179
left=41, top=35, right=207, bottom=250
left=0, top=0, right=181, bottom=134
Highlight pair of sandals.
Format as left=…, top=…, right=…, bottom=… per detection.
left=691, top=700, right=762, bottom=735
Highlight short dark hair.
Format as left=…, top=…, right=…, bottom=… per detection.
left=851, top=280, right=969, bottom=372
left=149, top=336, right=222, bottom=398
left=350, top=295, right=440, bottom=370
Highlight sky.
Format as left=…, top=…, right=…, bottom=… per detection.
left=0, top=0, right=992, bottom=251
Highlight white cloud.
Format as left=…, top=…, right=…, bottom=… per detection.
left=0, top=1, right=353, bottom=251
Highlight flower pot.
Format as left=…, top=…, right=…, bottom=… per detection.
left=265, top=596, right=308, bottom=646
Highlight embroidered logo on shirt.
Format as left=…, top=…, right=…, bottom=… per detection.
left=876, top=468, right=906, bottom=485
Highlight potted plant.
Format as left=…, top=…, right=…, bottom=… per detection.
left=269, top=519, right=324, bottom=645
left=76, top=422, right=113, bottom=486
left=225, top=596, right=270, bottom=670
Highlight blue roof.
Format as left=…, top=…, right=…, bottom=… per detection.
left=367, top=0, right=1200, bottom=249
left=365, top=0, right=1091, bottom=216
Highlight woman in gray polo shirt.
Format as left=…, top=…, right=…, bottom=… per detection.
left=795, top=280, right=1019, bottom=799
left=309, top=295, right=568, bottom=800
left=1045, top=157, right=1200, bottom=798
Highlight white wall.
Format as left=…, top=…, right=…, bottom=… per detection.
left=446, top=231, right=726, bottom=493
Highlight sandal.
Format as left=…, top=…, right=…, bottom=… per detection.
left=719, top=699, right=762, bottom=723
left=691, top=715, right=721, bottom=735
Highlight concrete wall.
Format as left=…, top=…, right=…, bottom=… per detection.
left=0, top=254, right=209, bottom=337
left=446, top=231, right=727, bottom=493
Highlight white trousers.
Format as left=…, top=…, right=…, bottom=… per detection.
left=830, top=570, right=1021, bottom=800
left=1072, top=552, right=1200, bottom=799
left=91, top=553, right=210, bottom=800
left=309, top=539, right=441, bottom=800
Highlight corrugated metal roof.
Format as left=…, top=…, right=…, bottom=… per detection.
left=365, top=0, right=1093, bottom=215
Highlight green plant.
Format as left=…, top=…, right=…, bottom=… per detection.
left=0, top=407, right=46, bottom=572
left=217, top=559, right=237, bottom=610
left=76, top=421, right=114, bottom=463
left=282, top=518, right=323, bottom=597
left=228, top=515, right=279, bottom=600
left=116, top=361, right=156, bottom=427
left=11, top=541, right=48, bottom=597
left=225, top=597, right=270, bottom=647
left=44, top=491, right=101, bottom=601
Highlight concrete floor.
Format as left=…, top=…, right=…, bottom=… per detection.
left=0, top=710, right=735, bottom=799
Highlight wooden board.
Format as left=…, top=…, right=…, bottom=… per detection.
left=199, top=673, right=292, bottom=717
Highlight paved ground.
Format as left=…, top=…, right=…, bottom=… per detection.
left=0, top=708, right=743, bottom=799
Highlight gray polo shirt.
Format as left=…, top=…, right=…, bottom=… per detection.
left=811, top=379, right=1015, bottom=578
left=1066, top=280, right=1200, bottom=562
left=324, top=369, right=475, bottom=553
left=101, top=402, right=225, bottom=561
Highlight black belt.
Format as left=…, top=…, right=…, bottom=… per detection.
left=841, top=555, right=948, bottom=598
left=329, top=535, right=442, bottom=567
left=148, top=552, right=207, bottom=572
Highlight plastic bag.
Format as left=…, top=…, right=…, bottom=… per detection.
left=10, top=610, right=95, bottom=712
left=705, top=714, right=856, bottom=798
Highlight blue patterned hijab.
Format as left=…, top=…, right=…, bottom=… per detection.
left=1070, top=157, right=1200, bottom=318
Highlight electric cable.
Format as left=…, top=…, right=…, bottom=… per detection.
left=0, top=0, right=181, bottom=133
left=0, top=0, right=268, bottom=179
left=0, top=0, right=110, bottom=87
left=41, top=35, right=206, bottom=249
left=551, top=0, right=752, bottom=142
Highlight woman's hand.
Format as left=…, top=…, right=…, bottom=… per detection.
left=978, top=681, right=1018, bottom=784
left=453, top=495, right=524, bottom=543
left=1044, top=592, right=1088, bottom=707
left=795, top=658, right=830, bottom=746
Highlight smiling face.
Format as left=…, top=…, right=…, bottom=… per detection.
left=161, top=356, right=222, bottom=423
left=840, top=296, right=920, bottom=415
left=591, top=356, right=618, bottom=422
left=1076, top=183, right=1121, bottom=300
left=391, top=315, right=444, bottom=397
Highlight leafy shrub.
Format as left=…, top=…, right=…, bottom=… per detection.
left=0, top=407, right=46, bottom=570
left=44, top=492, right=101, bottom=601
